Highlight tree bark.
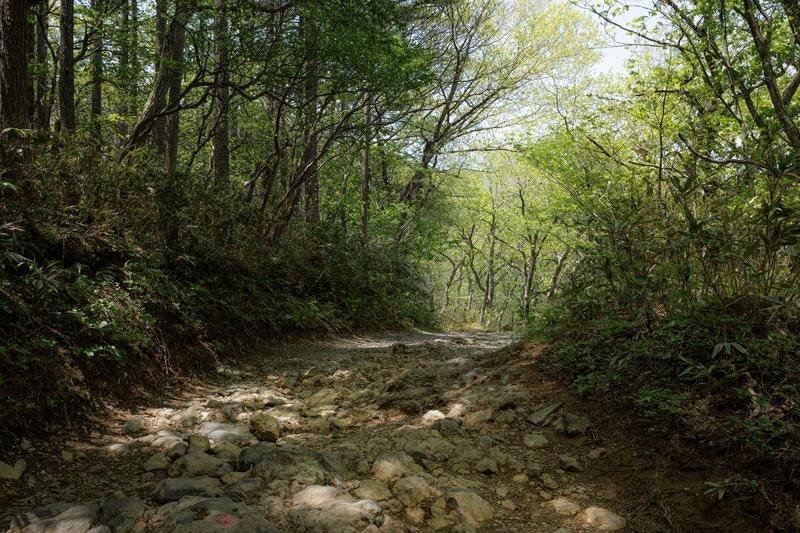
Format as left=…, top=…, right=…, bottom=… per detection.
left=547, top=251, right=569, bottom=301
left=115, top=0, right=129, bottom=136
left=212, top=0, right=229, bottom=186
left=301, top=13, right=319, bottom=225
left=360, top=92, right=371, bottom=243
left=152, top=0, right=166, bottom=154
left=164, top=0, right=187, bottom=177
left=33, top=1, right=47, bottom=129
left=0, top=0, right=34, bottom=128
left=58, top=0, right=75, bottom=131
left=90, top=0, right=103, bottom=136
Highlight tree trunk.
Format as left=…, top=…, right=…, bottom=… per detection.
left=212, top=0, right=229, bottom=186
left=360, top=92, right=371, bottom=243
left=115, top=0, right=130, bottom=136
left=128, top=0, right=138, bottom=115
left=301, top=14, right=319, bottom=225
left=58, top=0, right=75, bottom=131
left=547, top=251, right=569, bottom=301
left=33, top=2, right=47, bottom=129
left=90, top=0, right=103, bottom=136
left=0, top=0, right=34, bottom=128
left=521, top=243, right=539, bottom=316
left=164, top=0, right=187, bottom=177
left=152, top=0, right=166, bottom=154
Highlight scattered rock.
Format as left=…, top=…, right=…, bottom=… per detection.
left=250, top=412, right=282, bottom=442
left=476, top=457, right=499, bottom=475
left=493, top=393, right=525, bottom=411
left=168, top=452, right=230, bottom=478
left=143, top=452, right=171, bottom=472
left=558, top=454, right=584, bottom=473
left=371, top=451, right=421, bottom=482
left=527, top=402, right=563, bottom=425
left=447, top=403, right=467, bottom=418
left=187, top=434, right=210, bottom=454
left=392, top=475, right=437, bottom=507
left=10, top=503, right=101, bottom=533
left=101, top=497, right=147, bottom=532
left=446, top=488, right=494, bottom=526
left=124, top=416, right=144, bottom=434
left=306, top=387, right=340, bottom=406
left=464, top=408, right=494, bottom=427
left=166, top=441, right=189, bottom=460
left=500, top=499, right=517, bottom=511
left=432, top=418, right=463, bottom=436
left=540, top=473, right=559, bottom=490
left=553, top=413, right=591, bottom=436
left=199, top=422, right=257, bottom=446
left=587, top=447, right=608, bottom=460
left=0, top=459, right=26, bottom=480
left=288, top=485, right=382, bottom=531
left=493, top=410, right=516, bottom=424
left=155, top=477, right=222, bottom=502
left=546, top=497, right=581, bottom=516
left=405, top=507, right=425, bottom=523
left=421, top=410, right=446, bottom=425
left=212, top=441, right=241, bottom=463
left=354, top=479, right=392, bottom=501
left=148, top=496, right=279, bottom=532
left=523, top=432, right=548, bottom=449
left=579, top=506, right=627, bottom=531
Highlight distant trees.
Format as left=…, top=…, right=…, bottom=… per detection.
left=1, top=0, right=597, bottom=323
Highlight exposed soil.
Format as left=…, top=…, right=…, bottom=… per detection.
left=0, top=331, right=783, bottom=532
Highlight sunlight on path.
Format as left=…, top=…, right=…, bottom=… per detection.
left=4, top=331, right=634, bottom=532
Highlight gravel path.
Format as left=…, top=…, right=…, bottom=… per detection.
left=1, top=331, right=729, bottom=532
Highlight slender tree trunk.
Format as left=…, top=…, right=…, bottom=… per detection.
left=301, top=14, right=319, bottom=225
left=128, top=0, right=138, bottom=115
left=360, top=92, right=371, bottom=243
left=152, top=0, right=166, bottom=154
left=164, top=0, right=187, bottom=177
left=115, top=0, right=129, bottom=136
left=58, top=0, right=75, bottom=131
left=212, top=0, right=230, bottom=186
left=522, top=244, right=538, bottom=316
left=90, top=0, right=103, bottom=136
left=547, top=251, right=569, bottom=301
left=33, top=2, right=48, bottom=129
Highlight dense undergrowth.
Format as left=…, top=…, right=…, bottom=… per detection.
left=533, top=295, right=800, bottom=469
left=0, top=134, right=433, bottom=436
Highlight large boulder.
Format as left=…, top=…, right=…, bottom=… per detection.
left=8, top=503, right=100, bottom=533
left=168, top=452, right=230, bottom=478
left=147, top=496, right=280, bottom=532
left=288, top=485, right=382, bottom=532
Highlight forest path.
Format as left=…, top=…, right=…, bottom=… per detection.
left=2, top=331, right=758, bottom=532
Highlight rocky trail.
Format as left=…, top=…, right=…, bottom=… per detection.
left=0, top=332, right=766, bottom=532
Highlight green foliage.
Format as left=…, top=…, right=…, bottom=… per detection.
left=0, top=136, right=432, bottom=434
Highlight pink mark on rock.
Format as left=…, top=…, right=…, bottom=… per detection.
left=216, top=513, right=236, bottom=526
